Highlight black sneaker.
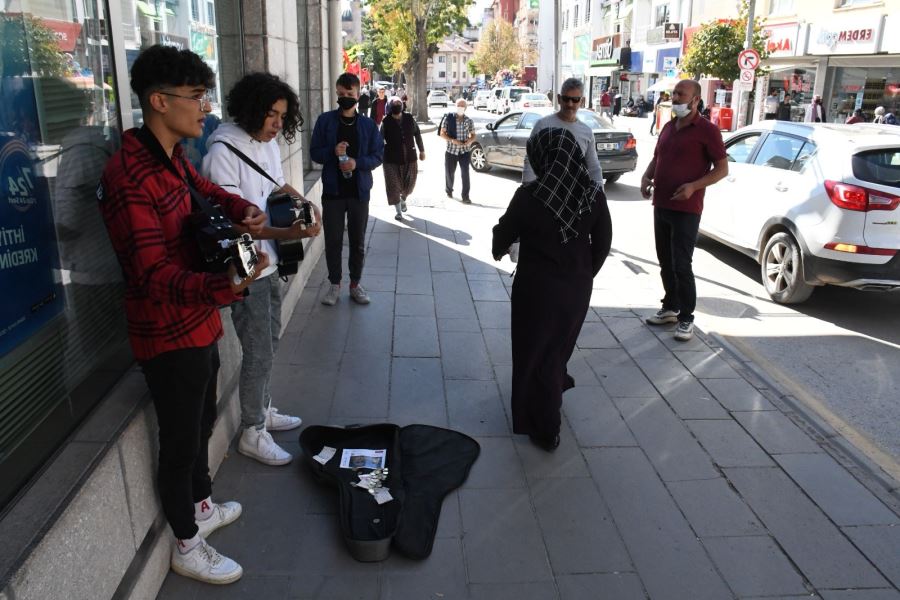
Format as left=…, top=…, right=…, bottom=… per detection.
left=462, top=197, right=472, bottom=204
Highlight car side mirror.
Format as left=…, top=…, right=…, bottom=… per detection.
left=486, top=123, right=494, bottom=131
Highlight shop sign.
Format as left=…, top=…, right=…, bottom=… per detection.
left=664, top=23, right=682, bottom=40
left=591, top=34, right=621, bottom=66
left=0, top=127, right=64, bottom=357
left=882, top=14, right=900, bottom=54
left=647, top=26, right=666, bottom=45
left=151, top=31, right=189, bottom=51
left=807, top=15, right=884, bottom=55
left=763, top=23, right=799, bottom=57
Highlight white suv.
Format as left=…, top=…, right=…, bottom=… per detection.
left=427, top=90, right=450, bottom=107
left=701, top=121, right=900, bottom=304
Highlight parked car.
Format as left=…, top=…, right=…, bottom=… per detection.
left=487, top=88, right=504, bottom=113
left=509, top=93, right=552, bottom=111
left=700, top=120, right=900, bottom=304
left=469, top=108, right=637, bottom=184
left=427, top=90, right=450, bottom=107
left=497, top=86, right=532, bottom=114
left=473, top=90, right=492, bottom=110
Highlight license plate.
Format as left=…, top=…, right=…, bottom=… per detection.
left=596, top=142, right=619, bottom=151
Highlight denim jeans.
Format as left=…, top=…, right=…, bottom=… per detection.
left=323, top=195, right=369, bottom=285
left=141, top=344, right=220, bottom=540
left=230, top=272, right=283, bottom=429
left=653, top=207, right=701, bottom=323
left=445, top=151, right=471, bottom=200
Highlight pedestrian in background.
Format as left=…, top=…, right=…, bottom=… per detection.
left=845, top=109, right=864, bottom=124
left=492, top=127, right=612, bottom=452
left=357, top=85, right=371, bottom=115
left=805, top=95, right=824, bottom=122
left=599, top=88, right=612, bottom=120
left=440, top=98, right=475, bottom=204
left=370, top=86, right=388, bottom=126
left=650, top=91, right=669, bottom=135
left=381, top=95, right=424, bottom=221
left=202, top=72, right=319, bottom=467
left=764, top=90, right=779, bottom=120
left=310, top=72, right=384, bottom=306
left=641, top=79, right=728, bottom=342
left=522, top=77, right=603, bottom=185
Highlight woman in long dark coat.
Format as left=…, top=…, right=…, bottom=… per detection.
left=492, top=128, right=612, bottom=451
left=381, top=96, right=425, bottom=221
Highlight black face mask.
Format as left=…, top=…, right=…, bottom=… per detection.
left=337, top=96, right=358, bottom=110
left=390, top=104, right=403, bottom=115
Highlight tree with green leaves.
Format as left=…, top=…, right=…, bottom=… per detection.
left=365, top=0, right=472, bottom=122
left=469, top=20, right=522, bottom=80
left=0, top=14, right=68, bottom=78
left=680, top=1, right=769, bottom=83
left=346, top=14, right=392, bottom=82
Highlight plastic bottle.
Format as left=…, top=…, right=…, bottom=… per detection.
left=338, top=154, right=352, bottom=179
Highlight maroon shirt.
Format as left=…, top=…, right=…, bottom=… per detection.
left=99, top=129, right=253, bottom=360
left=652, top=113, right=726, bottom=215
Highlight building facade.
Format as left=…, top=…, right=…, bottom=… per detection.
left=427, top=34, right=476, bottom=96
left=0, top=0, right=343, bottom=597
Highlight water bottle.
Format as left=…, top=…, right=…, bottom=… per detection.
left=338, top=154, right=352, bottom=179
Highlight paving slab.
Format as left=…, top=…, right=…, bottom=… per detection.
left=392, top=315, right=440, bottom=357
left=702, top=535, right=809, bottom=597
left=445, top=380, right=509, bottom=436
left=667, top=477, right=765, bottom=537
left=556, top=573, right=647, bottom=600
left=842, top=525, right=900, bottom=589
left=388, top=357, right=446, bottom=426
left=702, top=377, right=777, bottom=412
left=563, top=386, right=637, bottom=448
left=439, top=331, right=494, bottom=381
left=734, top=410, right=823, bottom=454
left=687, top=419, right=776, bottom=468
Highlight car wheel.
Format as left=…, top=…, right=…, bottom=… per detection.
left=761, top=232, right=815, bottom=304
left=470, top=144, right=490, bottom=172
left=604, top=173, right=621, bottom=184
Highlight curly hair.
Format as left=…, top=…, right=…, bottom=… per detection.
left=130, top=45, right=215, bottom=104
left=225, top=73, right=303, bottom=144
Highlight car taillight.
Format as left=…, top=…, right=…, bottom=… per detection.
left=824, top=180, right=900, bottom=212
left=624, top=137, right=637, bottom=150
left=824, top=242, right=897, bottom=256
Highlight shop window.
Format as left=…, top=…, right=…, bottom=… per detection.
left=768, top=0, right=794, bottom=14
left=831, top=67, right=900, bottom=124
left=191, top=0, right=199, bottom=21
left=654, top=4, right=669, bottom=28
left=206, top=1, right=215, bottom=26
left=0, top=0, right=126, bottom=510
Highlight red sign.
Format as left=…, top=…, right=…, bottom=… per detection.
left=738, top=48, right=760, bottom=70
left=38, top=18, right=82, bottom=52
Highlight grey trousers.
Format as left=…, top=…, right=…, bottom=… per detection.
left=230, top=272, right=283, bottom=429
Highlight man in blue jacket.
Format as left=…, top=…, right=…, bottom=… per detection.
left=311, top=73, right=384, bottom=306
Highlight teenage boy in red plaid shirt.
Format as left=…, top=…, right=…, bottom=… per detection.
left=98, top=45, right=269, bottom=585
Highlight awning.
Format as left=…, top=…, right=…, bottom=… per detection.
left=647, top=77, right=685, bottom=92
left=40, top=19, right=82, bottom=52
left=587, top=65, right=618, bottom=77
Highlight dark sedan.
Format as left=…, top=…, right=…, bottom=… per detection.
left=469, top=108, right=638, bottom=183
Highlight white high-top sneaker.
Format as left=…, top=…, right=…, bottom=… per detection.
left=265, top=407, right=302, bottom=431
left=238, top=427, right=293, bottom=466
left=196, top=500, right=242, bottom=538
left=171, top=539, right=243, bottom=584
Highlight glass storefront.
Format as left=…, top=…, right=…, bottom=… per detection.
left=0, top=0, right=230, bottom=511
left=829, top=66, right=900, bottom=124
left=765, top=66, right=816, bottom=122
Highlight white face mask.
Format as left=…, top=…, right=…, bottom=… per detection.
left=671, top=101, right=692, bottom=118
left=457, top=107, right=466, bottom=115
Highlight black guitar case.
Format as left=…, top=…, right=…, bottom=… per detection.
left=299, top=424, right=480, bottom=562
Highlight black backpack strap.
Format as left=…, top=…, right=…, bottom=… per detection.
left=135, top=126, right=220, bottom=219
left=214, top=140, right=280, bottom=187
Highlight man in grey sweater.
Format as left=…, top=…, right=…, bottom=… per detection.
left=522, top=78, right=603, bottom=185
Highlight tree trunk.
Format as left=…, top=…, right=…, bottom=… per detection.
left=414, top=16, right=430, bottom=123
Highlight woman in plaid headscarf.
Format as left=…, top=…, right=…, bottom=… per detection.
left=492, top=127, right=612, bottom=452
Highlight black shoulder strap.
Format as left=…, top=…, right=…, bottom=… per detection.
left=214, top=140, right=280, bottom=187
left=134, top=126, right=220, bottom=219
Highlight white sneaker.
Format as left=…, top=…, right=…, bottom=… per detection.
left=322, top=284, right=340, bottom=306
left=674, top=321, right=694, bottom=341
left=349, top=284, right=371, bottom=305
left=171, top=539, right=243, bottom=585
left=196, top=500, right=242, bottom=538
left=265, top=407, right=302, bottom=431
left=646, top=308, right=680, bottom=325
left=238, top=427, right=293, bottom=466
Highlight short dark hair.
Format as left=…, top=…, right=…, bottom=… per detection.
left=226, top=72, right=304, bottom=144
left=130, top=45, right=215, bottom=105
left=560, top=77, right=584, bottom=95
left=336, top=72, right=360, bottom=90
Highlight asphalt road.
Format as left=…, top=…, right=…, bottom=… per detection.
left=423, top=105, right=900, bottom=479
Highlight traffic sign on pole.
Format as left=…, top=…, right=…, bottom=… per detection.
left=739, top=68, right=755, bottom=86
left=738, top=48, right=761, bottom=71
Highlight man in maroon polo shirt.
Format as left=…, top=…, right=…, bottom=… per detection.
left=640, top=79, right=728, bottom=341
left=99, top=45, right=269, bottom=584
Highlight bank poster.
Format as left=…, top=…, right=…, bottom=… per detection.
left=0, top=132, right=64, bottom=358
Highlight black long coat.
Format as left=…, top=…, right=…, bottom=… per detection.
left=492, top=184, right=612, bottom=440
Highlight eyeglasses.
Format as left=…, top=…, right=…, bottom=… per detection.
left=559, top=95, right=582, bottom=104
left=157, top=90, right=214, bottom=110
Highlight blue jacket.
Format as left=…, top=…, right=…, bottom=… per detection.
left=310, top=109, right=384, bottom=201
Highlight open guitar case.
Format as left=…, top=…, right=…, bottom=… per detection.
left=299, top=424, right=480, bottom=562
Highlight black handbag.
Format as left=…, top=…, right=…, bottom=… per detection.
left=214, top=141, right=315, bottom=278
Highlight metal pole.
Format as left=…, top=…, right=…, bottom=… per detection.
left=553, top=0, right=560, bottom=109
left=744, top=0, right=754, bottom=49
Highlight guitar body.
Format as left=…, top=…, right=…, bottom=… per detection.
left=267, top=193, right=306, bottom=277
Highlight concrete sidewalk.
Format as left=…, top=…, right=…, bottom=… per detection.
left=157, top=192, right=900, bottom=599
